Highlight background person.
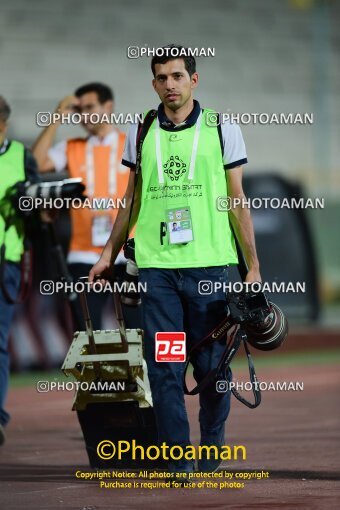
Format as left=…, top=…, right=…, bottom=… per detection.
left=89, top=46, right=261, bottom=474
left=32, top=83, right=133, bottom=330
left=0, top=96, right=40, bottom=445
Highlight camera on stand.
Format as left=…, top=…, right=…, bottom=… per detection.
left=0, top=177, right=87, bottom=306
left=7, top=177, right=86, bottom=217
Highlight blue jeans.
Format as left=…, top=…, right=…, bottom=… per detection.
left=139, top=267, right=231, bottom=449
left=0, top=262, right=21, bottom=426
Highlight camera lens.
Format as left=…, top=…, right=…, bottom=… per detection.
left=245, top=302, right=288, bottom=351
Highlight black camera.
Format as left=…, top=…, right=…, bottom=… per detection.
left=226, top=290, right=288, bottom=351
left=4, top=177, right=86, bottom=217
left=226, top=290, right=271, bottom=324
left=24, top=177, right=85, bottom=200
left=121, top=238, right=141, bottom=306
left=124, top=237, right=136, bottom=262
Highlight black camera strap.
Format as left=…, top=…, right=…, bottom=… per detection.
left=124, top=109, right=157, bottom=248
left=183, top=320, right=261, bottom=409
left=183, top=321, right=239, bottom=395
left=227, top=338, right=261, bottom=409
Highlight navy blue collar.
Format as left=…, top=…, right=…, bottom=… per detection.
left=157, top=100, right=201, bottom=132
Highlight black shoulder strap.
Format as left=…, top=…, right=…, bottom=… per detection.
left=124, top=109, right=157, bottom=246
left=202, top=110, right=224, bottom=157
left=135, top=109, right=157, bottom=175
left=215, top=108, right=248, bottom=281
left=230, top=221, right=249, bottom=281
left=216, top=112, right=224, bottom=158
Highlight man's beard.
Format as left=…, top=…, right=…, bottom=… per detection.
left=165, top=96, right=184, bottom=111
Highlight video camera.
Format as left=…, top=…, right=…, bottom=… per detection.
left=4, top=177, right=86, bottom=217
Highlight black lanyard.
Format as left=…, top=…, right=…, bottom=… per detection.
left=183, top=319, right=261, bottom=409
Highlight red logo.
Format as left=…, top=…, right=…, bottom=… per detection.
left=155, top=332, right=186, bottom=362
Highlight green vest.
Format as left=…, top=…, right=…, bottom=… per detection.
left=0, top=141, right=26, bottom=262
left=135, top=109, right=238, bottom=268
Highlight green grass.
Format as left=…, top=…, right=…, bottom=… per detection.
left=9, top=349, right=340, bottom=388
left=233, top=348, right=340, bottom=368
left=10, top=370, right=68, bottom=388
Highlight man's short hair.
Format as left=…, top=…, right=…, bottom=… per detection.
left=151, top=44, right=196, bottom=77
left=74, top=82, right=114, bottom=103
left=0, top=96, right=11, bottom=122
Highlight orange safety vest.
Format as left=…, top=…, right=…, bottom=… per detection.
left=66, top=131, right=127, bottom=254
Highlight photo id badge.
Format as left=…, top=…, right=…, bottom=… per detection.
left=91, top=215, right=113, bottom=247
left=166, top=207, right=194, bottom=244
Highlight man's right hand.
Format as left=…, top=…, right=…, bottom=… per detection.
left=88, top=256, right=114, bottom=286
left=32, top=95, right=81, bottom=172
left=55, top=95, right=80, bottom=115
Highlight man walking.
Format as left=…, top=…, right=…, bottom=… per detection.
left=0, top=96, right=40, bottom=445
left=89, top=46, right=261, bottom=473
